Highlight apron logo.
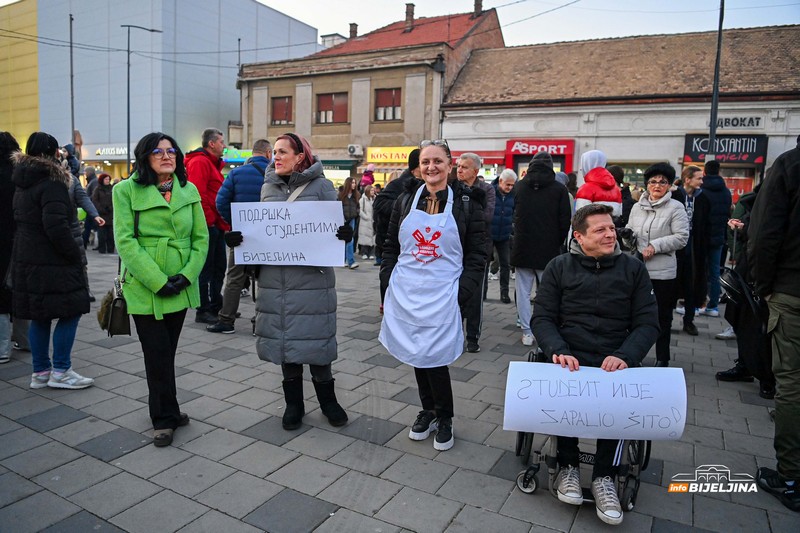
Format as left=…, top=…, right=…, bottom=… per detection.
left=412, top=227, right=442, bottom=264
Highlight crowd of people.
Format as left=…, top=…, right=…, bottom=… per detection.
left=1, top=128, right=798, bottom=522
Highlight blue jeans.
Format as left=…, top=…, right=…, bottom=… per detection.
left=345, top=219, right=356, bottom=266
left=198, top=226, right=226, bottom=314
left=706, top=245, right=723, bottom=309
left=29, top=316, right=81, bottom=372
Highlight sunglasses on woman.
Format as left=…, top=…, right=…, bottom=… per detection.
left=419, top=139, right=451, bottom=157
left=150, top=148, right=177, bottom=159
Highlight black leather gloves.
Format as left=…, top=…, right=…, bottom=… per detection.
left=336, top=224, right=353, bottom=243
left=158, top=274, right=190, bottom=296
left=224, top=231, right=243, bottom=247
left=168, top=274, right=190, bottom=291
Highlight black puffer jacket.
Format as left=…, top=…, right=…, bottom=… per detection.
left=380, top=179, right=487, bottom=307
left=532, top=239, right=659, bottom=367
left=0, top=154, right=14, bottom=314
left=700, top=174, right=731, bottom=247
left=511, top=162, right=571, bottom=270
left=11, top=153, right=89, bottom=320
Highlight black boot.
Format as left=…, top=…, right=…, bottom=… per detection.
left=716, top=360, right=754, bottom=382
left=281, top=377, right=305, bottom=430
left=312, top=379, right=348, bottom=427
left=500, top=290, right=511, bottom=304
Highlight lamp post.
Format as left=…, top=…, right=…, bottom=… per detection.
left=706, top=0, right=725, bottom=163
left=121, top=24, right=161, bottom=176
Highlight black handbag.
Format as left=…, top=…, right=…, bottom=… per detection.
left=97, top=211, right=138, bottom=336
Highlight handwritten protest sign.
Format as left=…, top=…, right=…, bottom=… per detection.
left=503, top=362, right=687, bottom=440
left=231, top=201, right=344, bottom=266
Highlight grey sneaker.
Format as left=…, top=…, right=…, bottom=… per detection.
left=715, top=326, right=736, bottom=340
left=47, top=368, right=94, bottom=390
left=556, top=466, right=583, bottom=505
left=30, top=370, right=51, bottom=389
left=591, top=476, right=623, bottom=525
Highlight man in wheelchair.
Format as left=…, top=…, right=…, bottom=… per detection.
left=532, top=204, right=659, bottom=525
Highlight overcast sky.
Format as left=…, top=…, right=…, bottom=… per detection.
left=261, top=0, right=799, bottom=46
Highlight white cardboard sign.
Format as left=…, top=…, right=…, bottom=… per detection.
left=503, top=362, right=687, bottom=440
left=231, top=201, right=344, bottom=266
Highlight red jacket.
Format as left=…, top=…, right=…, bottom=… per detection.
left=185, top=148, right=230, bottom=231
left=574, top=167, right=622, bottom=217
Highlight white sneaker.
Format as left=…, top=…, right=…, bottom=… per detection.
left=30, top=370, right=51, bottom=389
left=240, top=288, right=249, bottom=297
left=47, top=368, right=94, bottom=390
left=675, top=306, right=686, bottom=315
left=591, top=476, right=623, bottom=525
left=488, top=273, right=498, bottom=281
left=511, top=272, right=516, bottom=280
left=522, top=333, right=534, bottom=346
left=699, top=307, right=720, bottom=317
left=361, top=254, right=369, bottom=260
left=556, top=466, right=583, bottom=505
left=715, top=326, right=736, bottom=340
left=349, top=262, right=360, bottom=270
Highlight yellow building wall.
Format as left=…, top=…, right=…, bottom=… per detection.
left=0, top=0, right=39, bottom=144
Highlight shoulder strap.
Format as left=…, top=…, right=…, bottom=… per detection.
left=134, top=210, right=140, bottom=239
left=250, top=161, right=267, bottom=176
left=287, top=182, right=309, bottom=202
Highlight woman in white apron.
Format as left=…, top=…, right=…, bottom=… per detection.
left=379, top=140, right=487, bottom=451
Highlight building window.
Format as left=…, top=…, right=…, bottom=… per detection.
left=375, top=88, right=402, bottom=121
left=317, top=92, right=348, bottom=124
left=271, top=96, right=292, bottom=125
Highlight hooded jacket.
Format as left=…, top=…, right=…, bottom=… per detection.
left=491, top=179, right=515, bottom=242
left=0, top=151, right=14, bottom=314
left=700, top=174, right=732, bottom=248
left=511, top=160, right=571, bottom=270
left=11, top=153, right=89, bottom=320
left=574, top=167, right=623, bottom=218
left=216, top=155, right=269, bottom=225
left=532, top=239, right=659, bottom=367
left=185, top=147, right=230, bottom=231
left=255, top=158, right=340, bottom=366
left=626, top=191, right=689, bottom=280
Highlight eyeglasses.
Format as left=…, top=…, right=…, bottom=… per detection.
left=647, top=179, right=669, bottom=186
left=150, top=148, right=177, bottom=159
left=419, top=139, right=451, bottom=157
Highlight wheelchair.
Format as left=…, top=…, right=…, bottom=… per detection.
left=513, top=348, right=651, bottom=511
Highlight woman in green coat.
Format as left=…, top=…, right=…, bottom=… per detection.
left=113, top=132, right=208, bottom=447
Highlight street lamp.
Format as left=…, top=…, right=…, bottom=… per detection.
left=121, top=24, right=162, bottom=176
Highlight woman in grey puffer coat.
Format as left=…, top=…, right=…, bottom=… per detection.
left=237, top=133, right=351, bottom=430
left=626, top=162, right=689, bottom=367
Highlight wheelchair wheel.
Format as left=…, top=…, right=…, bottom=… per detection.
left=516, top=470, right=538, bottom=494
left=621, top=477, right=640, bottom=511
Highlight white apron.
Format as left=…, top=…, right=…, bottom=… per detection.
left=379, top=185, right=464, bottom=367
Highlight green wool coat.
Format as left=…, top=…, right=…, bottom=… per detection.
left=112, top=175, right=209, bottom=319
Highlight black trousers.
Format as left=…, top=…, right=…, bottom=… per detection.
left=281, top=362, right=333, bottom=382
left=677, top=248, right=706, bottom=325
left=133, top=310, right=186, bottom=430
left=465, top=263, right=488, bottom=342
left=97, top=225, right=115, bottom=253
left=414, top=366, right=453, bottom=419
left=651, top=278, right=677, bottom=362
left=557, top=437, right=623, bottom=480
left=492, top=240, right=511, bottom=295
left=198, top=226, right=226, bottom=315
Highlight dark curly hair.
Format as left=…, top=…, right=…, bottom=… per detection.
left=0, top=131, right=20, bottom=169
left=132, top=132, right=187, bottom=186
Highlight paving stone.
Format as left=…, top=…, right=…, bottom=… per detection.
left=224, top=387, right=282, bottom=410
left=693, top=494, right=768, bottom=532
left=434, top=438, right=506, bottom=473
left=267, top=455, right=348, bottom=496
left=241, top=416, right=311, bottom=446
left=337, top=415, right=405, bottom=445
left=150, top=456, right=235, bottom=497
left=69, top=472, right=161, bottom=519
left=499, top=487, right=577, bottom=531
left=328, top=439, right=404, bottom=476
left=0, top=471, right=42, bottom=507
left=283, top=426, right=356, bottom=460
left=383, top=430, right=441, bottom=460
left=14, top=404, right=89, bottom=433
left=0, top=440, right=83, bottom=478
left=0, top=389, right=31, bottom=411
left=221, top=440, right=300, bottom=478
left=192, top=379, right=251, bottom=400
left=0, top=490, right=81, bottom=533
left=348, top=395, right=407, bottom=419
left=445, top=504, right=531, bottom=533
left=203, top=347, right=248, bottom=361
left=112, top=443, right=193, bottom=479
left=380, top=454, right=458, bottom=493
left=178, top=395, right=235, bottom=420
left=0, top=395, right=59, bottom=420
left=315, top=508, right=401, bottom=533
left=0, top=362, right=33, bottom=382
left=196, top=471, right=282, bottom=518
left=437, top=468, right=513, bottom=512
left=319, top=470, right=402, bottom=515
left=82, top=396, right=146, bottom=421
left=33, top=455, right=120, bottom=497
left=110, top=406, right=152, bottom=433
left=448, top=366, right=479, bottom=383
left=203, top=405, right=267, bottom=432
left=53, top=387, right=116, bottom=410
left=392, top=387, right=422, bottom=406
left=41, top=509, right=126, bottom=533
left=488, top=450, right=527, bottom=482
left=176, top=509, right=262, bottom=533
left=180, top=427, right=255, bottom=461
left=244, top=488, right=338, bottom=533
left=92, top=371, right=140, bottom=391
left=651, top=517, right=716, bottom=533
left=452, top=415, right=497, bottom=445
left=571, top=504, right=653, bottom=531
left=111, top=490, right=209, bottom=533
left=375, top=486, right=462, bottom=532
left=76, top=427, right=150, bottom=462
left=634, top=480, right=693, bottom=525
left=0, top=426, right=51, bottom=460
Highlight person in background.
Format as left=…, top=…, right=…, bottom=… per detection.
left=555, top=171, right=575, bottom=213
left=566, top=172, right=578, bottom=198
left=228, top=133, right=351, bottom=430
left=380, top=139, right=486, bottom=451
left=185, top=127, right=229, bottom=324
left=360, top=163, right=375, bottom=190
left=358, top=184, right=376, bottom=260
left=91, top=173, right=115, bottom=254
left=696, top=160, right=731, bottom=318
left=207, top=139, right=271, bottom=334
left=114, top=132, right=209, bottom=446
left=339, top=177, right=360, bottom=269
left=575, top=150, right=622, bottom=219
left=83, top=166, right=98, bottom=248
left=608, top=165, right=634, bottom=226
left=626, top=162, right=689, bottom=367
left=374, top=150, right=421, bottom=272
left=0, top=132, right=19, bottom=364
left=490, top=169, right=516, bottom=304
left=674, top=165, right=708, bottom=336
left=12, top=132, right=94, bottom=390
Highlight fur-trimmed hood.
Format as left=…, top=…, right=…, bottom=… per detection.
left=11, top=152, right=72, bottom=190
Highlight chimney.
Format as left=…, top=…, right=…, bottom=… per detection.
left=405, top=3, right=414, bottom=33
left=473, top=0, right=483, bottom=18
left=349, top=23, right=357, bottom=39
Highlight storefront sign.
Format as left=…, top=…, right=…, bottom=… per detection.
left=366, top=146, right=416, bottom=164
left=507, top=139, right=573, bottom=156
left=683, top=134, right=768, bottom=164
left=94, top=146, right=128, bottom=156
left=710, top=116, right=762, bottom=129
left=723, top=177, right=754, bottom=205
